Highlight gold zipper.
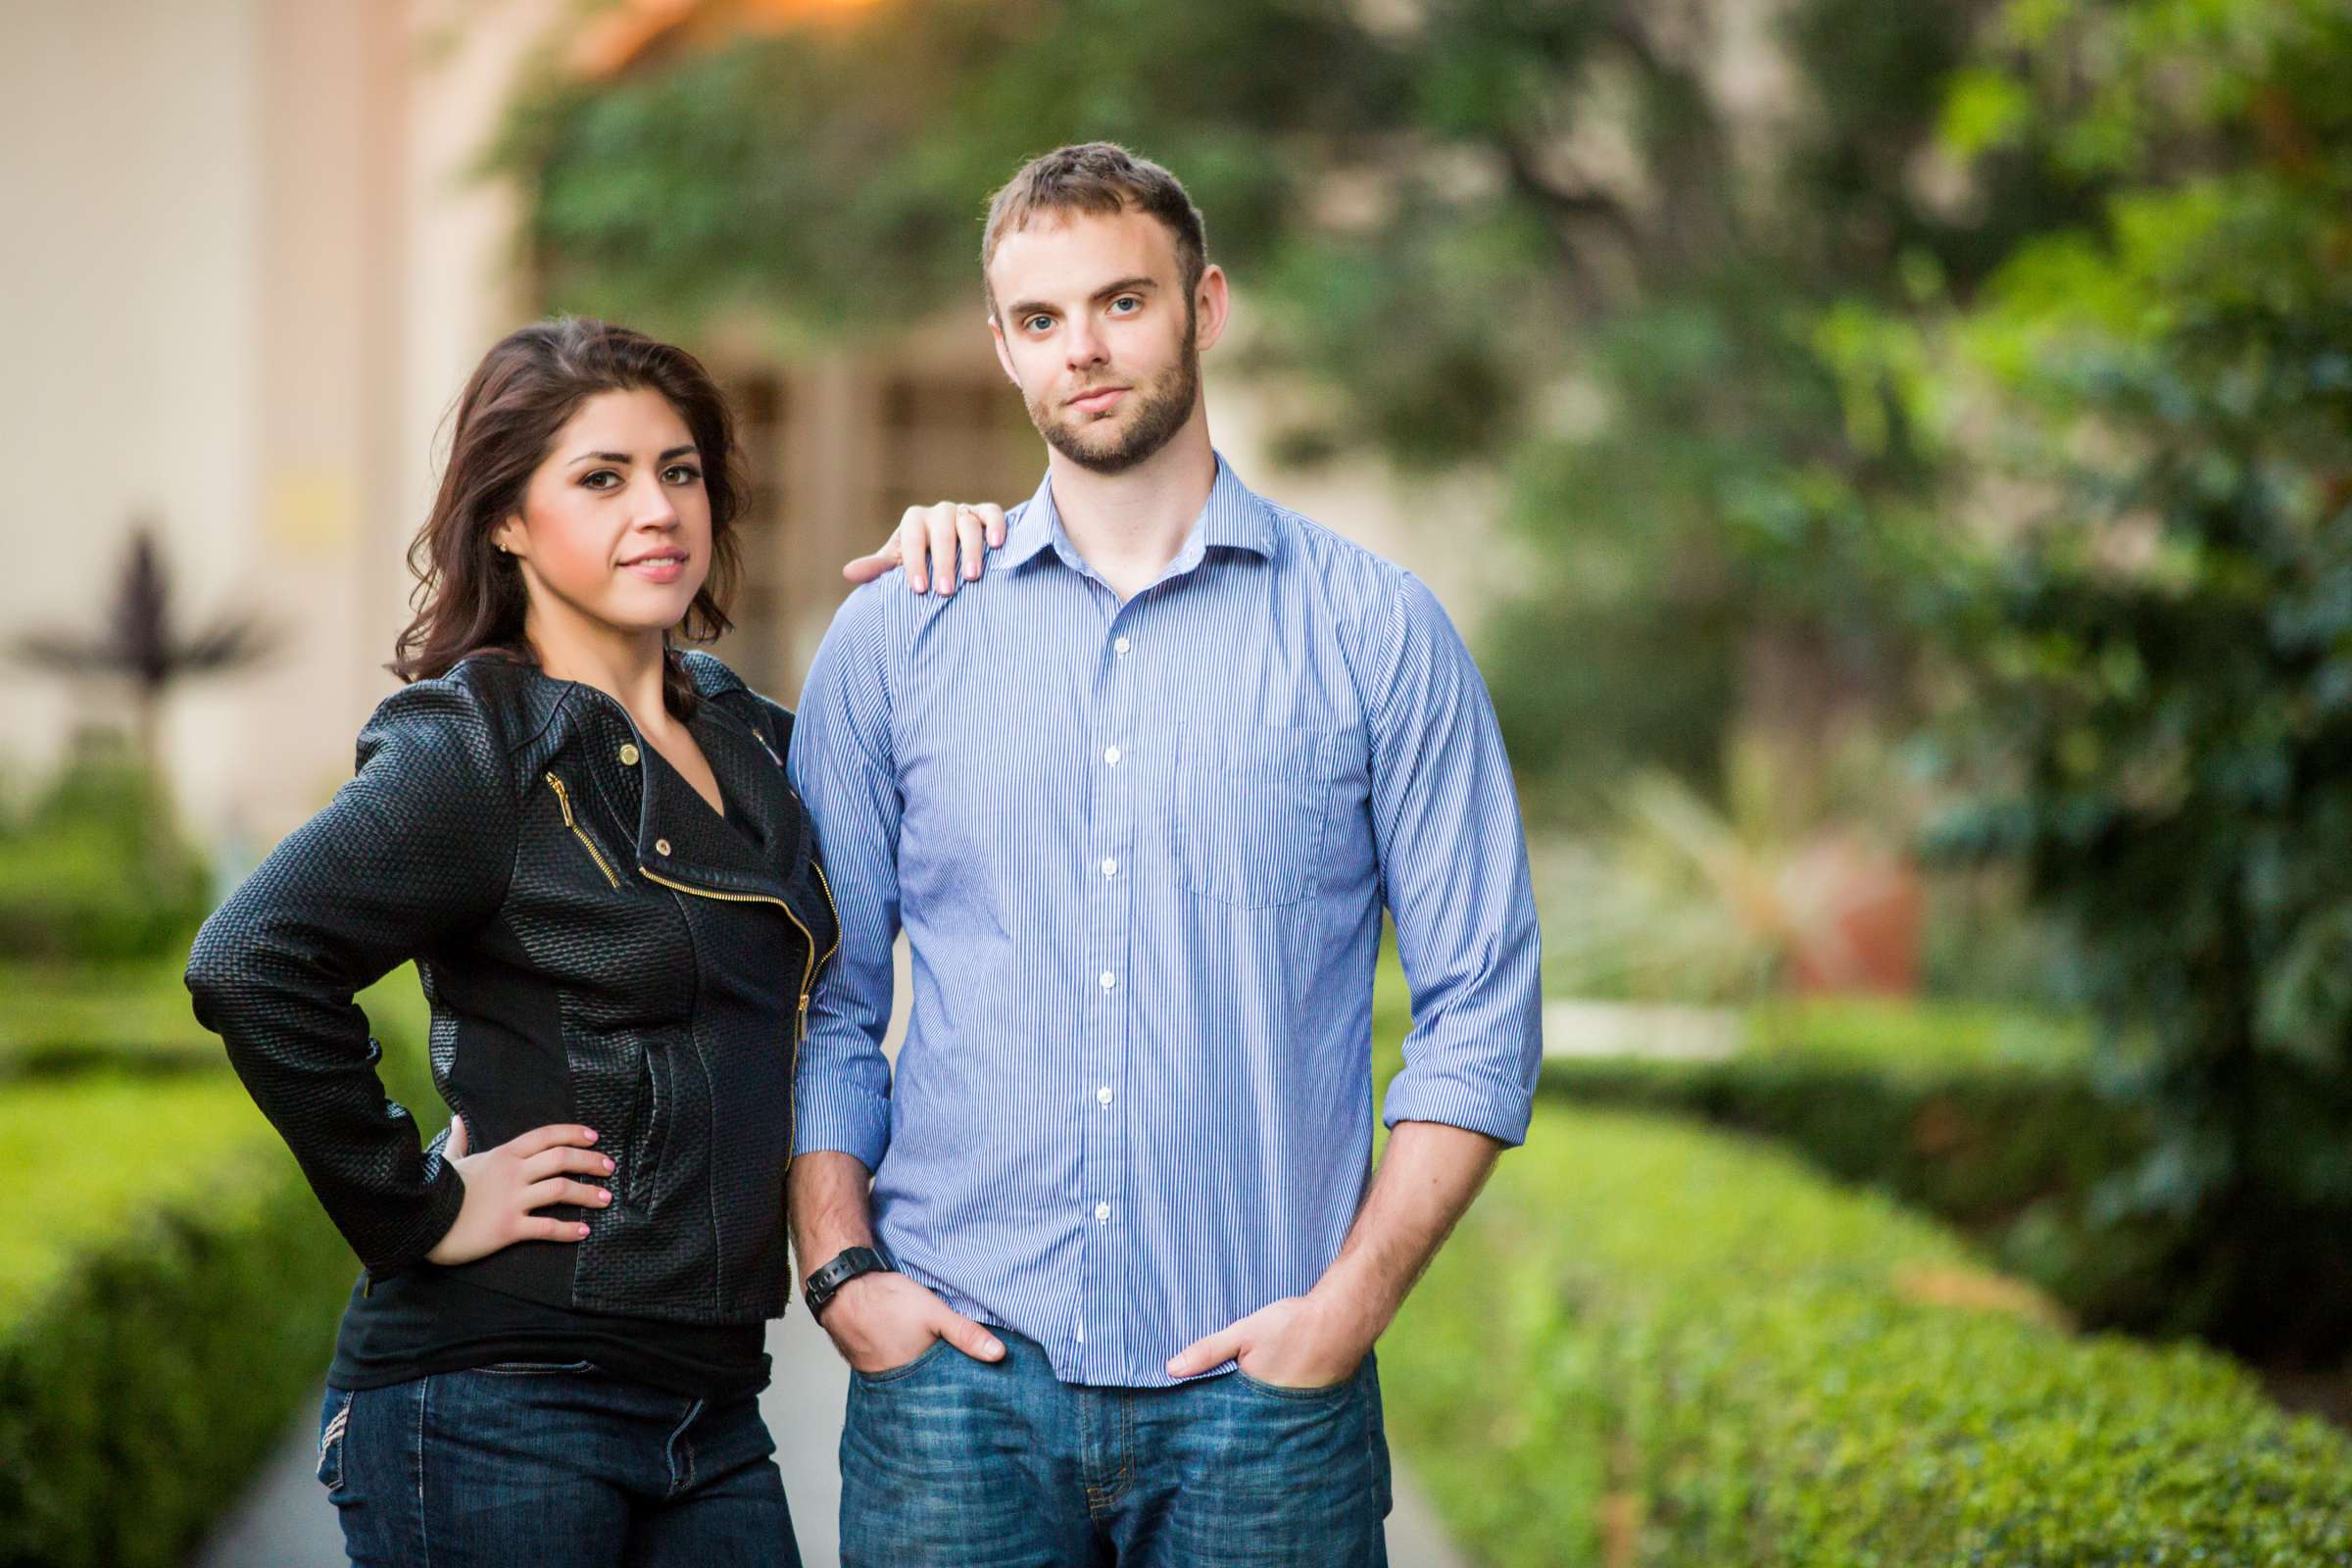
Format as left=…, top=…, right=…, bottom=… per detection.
left=636, top=863, right=840, bottom=1034
left=640, top=857, right=839, bottom=1191
left=544, top=772, right=621, bottom=888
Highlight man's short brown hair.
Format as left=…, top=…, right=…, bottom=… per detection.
left=981, top=142, right=1209, bottom=319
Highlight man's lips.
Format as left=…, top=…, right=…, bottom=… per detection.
left=1067, top=386, right=1129, bottom=413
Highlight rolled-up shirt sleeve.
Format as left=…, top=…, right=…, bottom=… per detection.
left=787, top=585, right=901, bottom=1174
left=1364, top=570, right=1544, bottom=1146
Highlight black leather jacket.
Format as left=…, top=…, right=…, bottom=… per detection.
left=184, top=648, right=838, bottom=1325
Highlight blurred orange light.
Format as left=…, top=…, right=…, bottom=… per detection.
left=571, top=0, right=882, bottom=81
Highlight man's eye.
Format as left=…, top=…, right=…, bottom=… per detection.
left=1026, top=316, right=1054, bottom=333
left=1110, top=296, right=1141, bottom=314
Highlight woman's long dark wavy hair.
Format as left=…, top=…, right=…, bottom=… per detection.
left=391, top=317, right=745, bottom=719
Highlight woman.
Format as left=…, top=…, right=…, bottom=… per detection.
left=184, top=318, right=974, bottom=1565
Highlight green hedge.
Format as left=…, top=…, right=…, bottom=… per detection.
left=0, top=970, right=435, bottom=1568
left=0, top=758, right=210, bottom=965
left=1536, top=1002, right=2205, bottom=1337
left=1378, top=1102, right=2352, bottom=1566
left=0, top=959, right=220, bottom=1080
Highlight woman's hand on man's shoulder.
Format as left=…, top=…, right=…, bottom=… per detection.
left=842, top=502, right=1007, bottom=597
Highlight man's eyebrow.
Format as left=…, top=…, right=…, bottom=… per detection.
left=567, top=444, right=700, bottom=466
left=1004, top=276, right=1160, bottom=320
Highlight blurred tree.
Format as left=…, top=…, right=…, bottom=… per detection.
left=490, top=0, right=2082, bottom=809
left=6, top=524, right=266, bottom=957
left=13, top=524, right=274, bottom=787
left=1852, top=0, right=2352, bottom=1358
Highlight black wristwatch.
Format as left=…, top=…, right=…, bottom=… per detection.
left=804, top=1245, right=895, bottom=1319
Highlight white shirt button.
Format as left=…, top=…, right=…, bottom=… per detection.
left=1094, top=1201, right=1111, bottom=1222
left=1114, top=636, right=1132, bottom=657
left=1103, top=745, right=1122, bottom=766
left=1097, top=1086, right=1114, bottom=1106
left=1101, top=858, right=1118, bottom=878
left=1099, top=970, right=1116, bottom=992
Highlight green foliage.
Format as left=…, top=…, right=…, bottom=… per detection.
left=1541, top=1003, right=2196, bottom=1337
left=1380, top=1102, right=2352, bottom=1565
left=0, top=748, right=211, bottom=963
left=1875, top=0, right=2352, bottom=1357
left=0, top=970, right=437, bottom=1568
left=1741, top=992, right=2092, bottom=1073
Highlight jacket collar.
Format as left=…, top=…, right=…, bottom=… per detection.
left=553, top=663, right=810, bottom=908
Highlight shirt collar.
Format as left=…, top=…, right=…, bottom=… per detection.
left=1001, top=450, right=1277, bottom=573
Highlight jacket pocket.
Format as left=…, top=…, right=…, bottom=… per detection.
left=1172, top=721, right=1347, bottom=908
left=623, top=1049, right=668, bottom=1209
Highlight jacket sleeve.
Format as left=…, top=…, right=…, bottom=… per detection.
left=184, top=676, right=518, bottom=1277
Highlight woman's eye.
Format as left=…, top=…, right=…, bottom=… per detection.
left=662, top=465, right=702, bottom=485
left=581, top=470, right=620, bottom=490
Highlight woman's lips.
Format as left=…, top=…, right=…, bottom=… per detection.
left=621, top=556, right=686, bottom=583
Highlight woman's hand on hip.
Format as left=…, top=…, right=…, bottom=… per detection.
left=423, top=1116, right=615, bottom=1266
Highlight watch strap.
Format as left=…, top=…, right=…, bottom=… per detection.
left=804, top=1245, right=893, bottom=1318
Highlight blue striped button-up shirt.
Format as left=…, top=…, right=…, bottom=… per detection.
left=789, top=452, right=1543, bottom=1388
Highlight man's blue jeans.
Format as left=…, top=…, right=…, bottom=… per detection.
left=840, top=1329, right=1393, bottom=1566
left=317, top=1361, right=801, bottom=1567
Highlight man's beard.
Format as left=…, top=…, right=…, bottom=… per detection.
left=1028, top=315, right=1200, bottom=475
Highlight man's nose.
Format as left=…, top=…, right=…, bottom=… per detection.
left=1064, top=318, right=1107, bottom=369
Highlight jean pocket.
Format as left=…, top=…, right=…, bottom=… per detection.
left=476, top=1358, right=599, bottom=1376
left=316, top=1387, right=355, bottom=1492
left=1235, top=1365, right=1357, bottom=1401
left=853, top=1336, right=954, bottom=1387
left=1172, top=722, right=1346, bottom=908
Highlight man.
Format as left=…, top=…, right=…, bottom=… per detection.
left=790, top=142, right=1543, bottom=1565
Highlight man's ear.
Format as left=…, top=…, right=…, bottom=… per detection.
left=988, top=317, right=1021, bottom=388
left=1194, top=264, right=1233, bottom=356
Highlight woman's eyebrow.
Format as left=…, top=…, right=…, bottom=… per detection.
left=567, top=444, right=700, bottom=466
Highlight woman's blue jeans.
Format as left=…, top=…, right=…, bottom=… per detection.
left=316, top=1360, right=800, bottom=1567
left=840, top=1328, right=1392, bottom=1566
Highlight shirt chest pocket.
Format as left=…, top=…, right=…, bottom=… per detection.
left=1172, top=721, right=1351, bottom=908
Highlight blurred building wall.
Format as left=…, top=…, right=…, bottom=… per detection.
left=4, top=0, right=558, bottom=852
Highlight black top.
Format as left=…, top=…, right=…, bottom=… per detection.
left=324, top=740, right=788, bottom=1398
left=325, top=1270, right=770, bottom=1398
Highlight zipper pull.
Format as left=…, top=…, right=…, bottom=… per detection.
left=798, top=992, right=810, bottom=1044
